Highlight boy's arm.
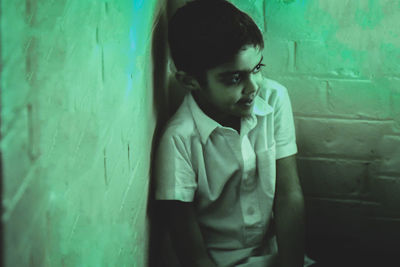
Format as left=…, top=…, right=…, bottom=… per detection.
left=274, top=155, right=305, bottom=267
left=159, top=200, right=217, bottom=267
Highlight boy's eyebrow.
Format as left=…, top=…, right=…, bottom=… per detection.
left=218, top=56, right=264, bottom=77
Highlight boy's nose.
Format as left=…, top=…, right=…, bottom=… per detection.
left=243, top=74, right=258, bottom=96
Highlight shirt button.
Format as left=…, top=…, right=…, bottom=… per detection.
left=247, top=207, right=255, bottom=215
left=243, top=177, right=254, bottom=190
left=244, top=177, right=252, bottom=186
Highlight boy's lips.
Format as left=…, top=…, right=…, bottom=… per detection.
left=237, top=89, right=259, bottom=107
left=237, top=97, right=255, bottom=106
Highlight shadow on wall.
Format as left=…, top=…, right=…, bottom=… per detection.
left=148, top=1, right=187, bottom=267
left=148, top=3, right=169, bottom=267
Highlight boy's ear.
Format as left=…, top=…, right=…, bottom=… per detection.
left=175, top=71, right=201, bottom=91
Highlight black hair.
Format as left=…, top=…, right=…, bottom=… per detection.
left=168, top=0, right=264, bottom=85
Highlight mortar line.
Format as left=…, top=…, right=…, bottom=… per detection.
left=294, top=114, right=393, bottom=122
left=297, top=155, right=381, bottom=163
left=366, top=217, right=400, bottom=222
left=375, top=174, right=400, bottom=179
left=305, top=196, right=380, bottom=205
left=273, top=74, right=378, bottom=81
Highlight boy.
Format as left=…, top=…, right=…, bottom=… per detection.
left=155, top=0, right=305, bottom=266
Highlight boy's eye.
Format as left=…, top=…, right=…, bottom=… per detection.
left=223, top=63, right=265, bottom=85
left=253, top=63, right=265, bottom=73
left=229, top=74, right=241, bottom=84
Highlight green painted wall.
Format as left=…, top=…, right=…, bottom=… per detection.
left=1, top=0, right=161, bottom=266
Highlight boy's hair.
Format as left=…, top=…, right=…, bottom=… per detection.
left=168, top=0, right=264, bottom=85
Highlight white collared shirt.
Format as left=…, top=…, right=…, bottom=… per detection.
left=155, top=78, right=297, bottom=266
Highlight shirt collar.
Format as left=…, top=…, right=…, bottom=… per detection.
left=187, top=93, right=220, bottom=144
left=187, top=89, right=273, bottom=144
left=253, top=92, right=273, bottom=116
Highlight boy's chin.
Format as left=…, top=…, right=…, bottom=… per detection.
left=235, top=108, right=254, bottom=118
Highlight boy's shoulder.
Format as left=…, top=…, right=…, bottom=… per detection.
left=160, top=94, right=198, bottom=142
left=261, top=77, right=288, bottom=101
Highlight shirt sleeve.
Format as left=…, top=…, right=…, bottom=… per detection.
left=273, top=84, right=298, bottom=159
left=154, top=132, right=197, bottom=202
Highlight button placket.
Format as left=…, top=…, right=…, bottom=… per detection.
left=241, top=135, right=256, bottom=191
left=222, top=129, right=242, bottom=167
left=241, top=193, right=261, bottom=226
left=240, top=133, right=261, bottom=228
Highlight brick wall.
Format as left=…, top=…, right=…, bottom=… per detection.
left=231, top=0, right=400, bottom=263
left=1, top=0, right=162, bottom=266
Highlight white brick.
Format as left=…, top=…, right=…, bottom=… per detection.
left=296, top=40, right=364, bottom=77
left=370, top=176, right=400, bottom=217
left=4, top=170, right=48, bottom=267
left=392, top=90, right=400, bottom=133
left=305, top=198, right=380, bottom=234
left=1, top=110, right=32, bottom=203
left=363, top=218, right=400, bottom=250
left=377, top=43, right=400, bottom=75
left=295, top=117, right=392, bottom=159
left=230, top=0, right=265, bottom=31
left=327, top=79, right=392, bottom=120
left=277, top=77, right=328, bottom=115
left=1, top=57, right=30, bottom=124
left=263, top=39, right=290, bottom=75
left=377, top=135, right=400, bottom=175
left=297, top=158, right=367, bottom=197
left=263, top=0, right=315, bottom=41
left=2, top=0, right=157, bottom=266
left=307, top=213, right=400, bottom=263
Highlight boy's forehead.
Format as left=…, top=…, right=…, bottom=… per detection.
left=212, top=46, right=263, bottom=74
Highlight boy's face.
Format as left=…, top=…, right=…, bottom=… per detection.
left=194, top=45, right=264, bottom=125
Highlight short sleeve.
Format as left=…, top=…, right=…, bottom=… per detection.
left=273, top=85, right=297, bottom=159
left=154, top=132, right=197, bottom=202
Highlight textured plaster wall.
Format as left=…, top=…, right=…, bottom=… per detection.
left=231, top=0, right=400, bottom=263
left=1, top=0, right=161, bottom=266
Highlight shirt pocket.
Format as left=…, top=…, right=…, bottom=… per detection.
left=256, top=141, right=276, bottom=173
left=255, top=143, right=276, bottom=214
